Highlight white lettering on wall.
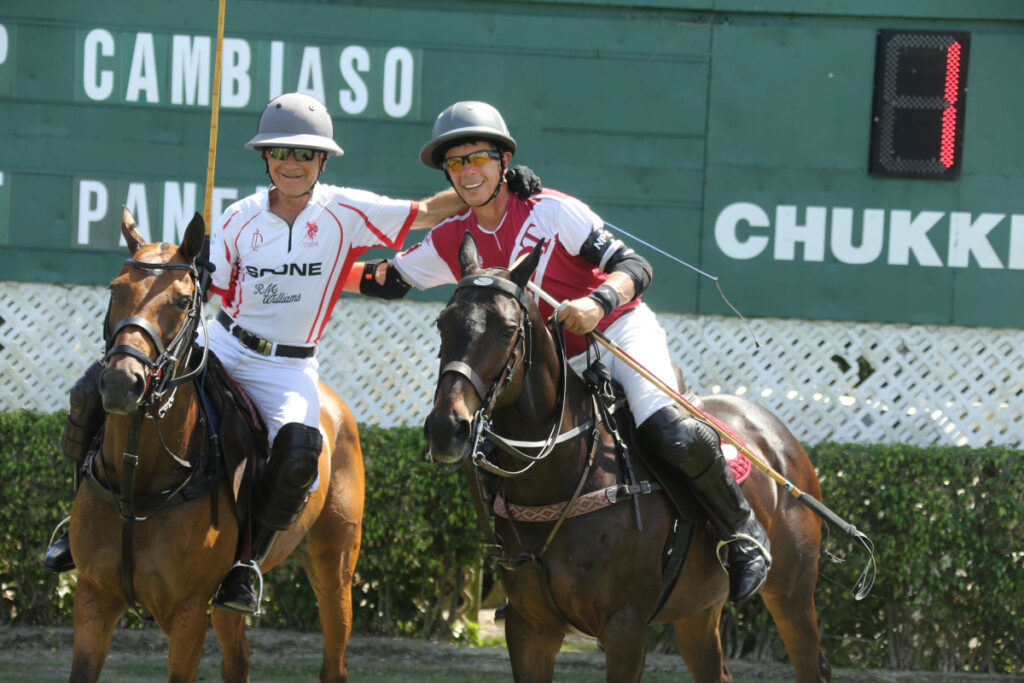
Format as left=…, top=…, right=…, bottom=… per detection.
left=0, top=24, right=9, bottom=64
left=125, top=32, right=159, bottom=103
left=338, top=46, right=369, bottom=115
left=831, top=208, right=885, bottom=265
left=889, top=210, right=943, bottom=266
left=774, top=206, right=826, bottom=262
left=296, top=46, right=325, bottom=102
left=714, top=202, right=769, bottom=260
left=268, top=40, right=285, bottom=100
left=77, top=180, right=108, bottom=244
left=171, top=34, right=211, bottom=106
left=948, top=212, right=1003, bottom=268
left=76, top=29, right=418, bottom=117
left=715, top=202, right=1024, bottom=270
left=383, top=46, right=413, bottom=117
left=83, top=29, right=115, bottom=100
left=221, top=38, right=251, bottom=108
left=75, top=180, right=255, bottom=247
left=162, top=181, right=197, bottom=243
left=123, top=183, right=152, bottom=244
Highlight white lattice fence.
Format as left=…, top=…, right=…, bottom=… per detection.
left=2, top=281, right=1021, bottom=447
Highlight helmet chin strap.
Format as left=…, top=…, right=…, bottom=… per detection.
left=448, top=159, right=507, bottom=208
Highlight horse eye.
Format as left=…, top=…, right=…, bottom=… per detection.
left=501, top=325, right=517, bottom=342
left=175, top=295, right=191, bottom=310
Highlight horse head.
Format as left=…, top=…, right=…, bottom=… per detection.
left=424, top=232, right=545, bottom=465
left=100, top=207, right=205, bottom=414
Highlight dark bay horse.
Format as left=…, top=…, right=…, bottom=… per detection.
left=68, top=209, right=364, bottom=682
left=424, top=234, right=830, bottom=682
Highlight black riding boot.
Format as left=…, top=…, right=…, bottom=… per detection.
left=212, top=423, right=322, bottom=615
left=638, top=405, right=772, bottom=603
left=42, top=361, right=105, bottom=573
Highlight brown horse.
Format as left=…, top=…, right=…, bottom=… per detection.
left=67, top=209, right=364, bottom=682
left=424, top=234, right=830, bottom=682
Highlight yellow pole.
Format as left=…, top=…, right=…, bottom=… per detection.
left=203, top=0, right=227, bottom=233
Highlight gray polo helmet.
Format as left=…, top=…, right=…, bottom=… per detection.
left=419, top=101, right=516, bottom=169
left=245, top=93, right=344, bottom=156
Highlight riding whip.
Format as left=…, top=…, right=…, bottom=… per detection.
left=526, top=280, right=875, bottom=599
left=601, top=220, right=762, bottom=346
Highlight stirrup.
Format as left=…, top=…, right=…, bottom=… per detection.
left=714, top=532, right=772, bottom=573
left=48, top=515, right=72, bottom=547
left=214, top=560, right=266, bottom=617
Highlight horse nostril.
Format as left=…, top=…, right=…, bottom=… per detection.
left=454, top=417, right=470, bottom=445
left=130, top=373, right=147, bottom=399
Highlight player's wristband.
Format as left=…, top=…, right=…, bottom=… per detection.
left=588, top=284, right=620, bottom=318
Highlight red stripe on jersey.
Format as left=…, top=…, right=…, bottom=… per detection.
left=334, top=201, right=416, bottom=249
left=307, top=203, right=350, bottom=343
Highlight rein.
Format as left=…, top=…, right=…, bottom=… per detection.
left=97, top=256, right=214, bottom=607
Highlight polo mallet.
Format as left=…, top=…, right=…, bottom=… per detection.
left=526, top=280, right=876, bottom=599
left=197, top=0, right=227, bottom=290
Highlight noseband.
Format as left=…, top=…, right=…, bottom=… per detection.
left=439, top=275, right=534, bottom=413
left=103, top=258, right=208, bottom=412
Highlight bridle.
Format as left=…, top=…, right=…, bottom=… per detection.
left=97, top=256, right=214, bottom=608
left=436, top=274, right=572, bottom=477
left=103, top=258, right=209, bottom=417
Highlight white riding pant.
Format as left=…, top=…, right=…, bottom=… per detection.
left=568, top=302, right=678, bottom=426
left=201, top=321, right=321, bottom=445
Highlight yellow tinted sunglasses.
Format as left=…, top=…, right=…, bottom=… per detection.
left=442, top=149, right=501, bottom=173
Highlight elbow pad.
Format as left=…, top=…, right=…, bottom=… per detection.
left=607, top=248, right=653, bottom=300
left=358, top=259, right=412, bottom=300
left=580, top=226, right=652, bottom=300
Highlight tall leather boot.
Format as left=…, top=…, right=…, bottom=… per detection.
left=42, top=360, right=105, bottom=573
left=638, top=405, right=772, bottom=603
left=212, top=423, right=322, bottom=615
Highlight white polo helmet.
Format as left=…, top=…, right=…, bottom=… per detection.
left=245, top=93, right=344, bottom=156
left=419, top=101, right=516, bottom=169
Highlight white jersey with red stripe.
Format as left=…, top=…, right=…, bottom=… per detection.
left=392, top=188, right=640, bottom=358
left=210, top=182, right=420, bottom=346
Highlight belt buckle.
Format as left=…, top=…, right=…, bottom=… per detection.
left=255, top=339, right=273, bottom=356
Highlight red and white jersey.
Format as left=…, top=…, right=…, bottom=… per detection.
left=393, top=189, right=639, bottom=357
left=210, top=183, right=419, bottom=345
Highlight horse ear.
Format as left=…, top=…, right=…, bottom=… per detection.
left=121, top=206, right=147, bottom=255
left=178, top=212, right=206, bottom=264
left=510, top=239, right=545, bottom=289
left=457, top=231, right=481, bottom=277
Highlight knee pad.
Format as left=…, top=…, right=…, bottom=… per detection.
left=60, top=361, right=105, bottom=462
left=255, top=423, right=323, bottom=530
left=638, top=406, right=721, bottom=480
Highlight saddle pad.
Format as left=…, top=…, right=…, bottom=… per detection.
left=722, top=441, right=752, bottom=485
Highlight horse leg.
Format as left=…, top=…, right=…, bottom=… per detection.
left=162, top=601, right=212, bottom=682
left=597, top=610, right=649, bottom=683
left=761, top=576, right=831, bottom=682
left=69, top=577, right=124, bottom=683
left=212, top=606, right=251, bottom=683
left=671, top=604, right=732, bottom=683
left=299, top=524, right=360, bottom=683
left=504, top=603, right=564, bottom=683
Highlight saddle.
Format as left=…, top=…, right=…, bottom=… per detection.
left=198, top=348, right=270, bottom=526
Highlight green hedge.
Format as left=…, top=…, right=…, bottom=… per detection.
left=1, top=411, right=1021, bottom=673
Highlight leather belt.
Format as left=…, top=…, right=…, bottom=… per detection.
left=217, top=310, right=315, bottom=359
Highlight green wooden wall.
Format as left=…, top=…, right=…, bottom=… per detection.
left=1, top=1, right=1022, bottom=325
